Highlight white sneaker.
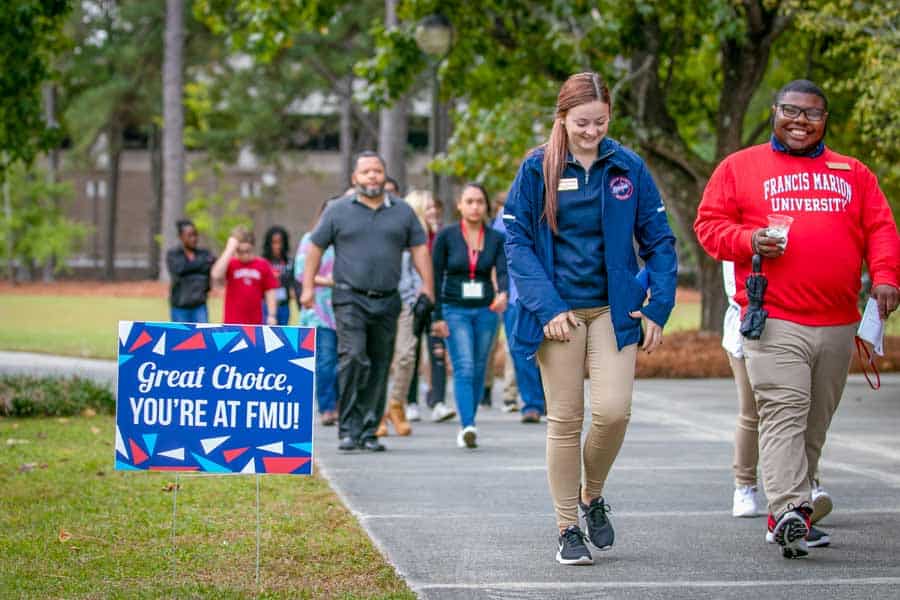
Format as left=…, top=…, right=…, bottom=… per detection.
left=811, top=481, right=833, bottom=524
left=405, top=403, right=421, bottom=422
left=732, top=485, right=760, bottom=518
left=457, top=426, right=477, bottom=448
left=431, top=402, right=456, bottom=422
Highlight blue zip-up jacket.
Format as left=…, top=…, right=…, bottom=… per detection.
left=504, top=137, right=677, bottom=356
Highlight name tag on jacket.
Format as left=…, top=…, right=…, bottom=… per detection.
left=558, top=178, right=579, bottom=191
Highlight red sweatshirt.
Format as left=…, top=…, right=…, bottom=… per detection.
left=694, top=143, right=899, bottom=326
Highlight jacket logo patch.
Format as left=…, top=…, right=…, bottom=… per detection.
left=610, top=176, right=634, bottom=201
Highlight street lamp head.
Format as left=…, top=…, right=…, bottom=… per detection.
left=415, top=14, right=453, bottom=57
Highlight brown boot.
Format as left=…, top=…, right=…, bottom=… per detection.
left=388, top=399, right=411, bottom=436
left=375, top=415, right=389, bottom=437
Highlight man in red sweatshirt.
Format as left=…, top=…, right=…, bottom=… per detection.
left=694, top=79, right=899, bottom=559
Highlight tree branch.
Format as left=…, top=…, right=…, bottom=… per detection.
left=306, top=55, right=378, bottom=139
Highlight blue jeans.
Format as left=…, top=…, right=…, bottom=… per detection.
left=504, top=302, right=545, bottom=415
left=170, top=304, right=209, bottom=323
left=263, top=302, right=291, bottom=325
left=443, top=304, right=498, bottom=429
left=315, top=327, right=338, bottom=414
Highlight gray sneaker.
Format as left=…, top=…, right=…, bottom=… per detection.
left=556, top=525, right=593, bottom=565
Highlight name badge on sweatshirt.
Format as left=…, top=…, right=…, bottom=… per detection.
left=558, top=178, right=579, bottom=191
left=461, top=281, right=485, bottom=299
left=826, top=161, right=851, bottom=171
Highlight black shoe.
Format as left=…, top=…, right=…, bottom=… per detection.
left=579, top=494, right=614, bottom=550
left=480, top=386, right=492, bottom=407
left=806, top=525, right=830, bottom=548
left=361, top=438, right=386, bottom=452
left=338, top=436, right=358, bottom=451
left=556, top=525, right=593, bottom=565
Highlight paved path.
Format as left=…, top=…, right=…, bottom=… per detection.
left=3, top=351, right=899, bottom=598
left=317, top=376, right=900, bottom=599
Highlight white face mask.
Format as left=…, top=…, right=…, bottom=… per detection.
left=356, top=182, right=384, bottom=199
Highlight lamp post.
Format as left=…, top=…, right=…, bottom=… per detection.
left=414, top=14, right=453, bottom=210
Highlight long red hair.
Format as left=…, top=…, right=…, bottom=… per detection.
left=542, top=72, right=611, bottom=233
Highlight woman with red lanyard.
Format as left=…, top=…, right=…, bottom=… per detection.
left=431, top=183, right=508, bottom=448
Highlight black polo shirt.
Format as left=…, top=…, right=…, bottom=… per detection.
left=310, top=193, right=426, bottom=292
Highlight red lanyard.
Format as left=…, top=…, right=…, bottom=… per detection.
left=460, top=221, right=484, bottom=281
left=855, top=336, right=881, bottom=390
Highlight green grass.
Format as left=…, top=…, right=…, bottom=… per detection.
left=0, top=416, right=414, bottom=599
left=0, top=295, right=222, bottom=359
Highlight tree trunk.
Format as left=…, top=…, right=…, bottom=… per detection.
left=104, top=125, right=122, bottom=281
left=379, top=97, right=408, bottom=192
left=620, top=4, right=786, bottom=332
left=42, top=83, right=59, bottom=281
left=147, top=123, right=163, bottom=279
left=339, top=78, right=354, bottom=190
left=378, top=0, right=408, bottom=191
left=160, top=0, right=185, bottom=282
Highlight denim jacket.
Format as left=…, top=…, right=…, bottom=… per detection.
left=504, top=137, right=677, bottom=357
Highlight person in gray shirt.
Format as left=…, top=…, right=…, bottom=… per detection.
left=301, top=151, right=435, bottom=452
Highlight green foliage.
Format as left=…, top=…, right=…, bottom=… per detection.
left=788, top=0, right=900, bottom=216
left=431, top=97, right=550, bottom=194
left=191, top=1, right=382, bottom=172
left=0, top=375, right=114, bottom=417
left=184, top=165, right=257, bottom=250
left=0, top=164, right=89, bottom=274
left=0, top=0, right=70, bottom=172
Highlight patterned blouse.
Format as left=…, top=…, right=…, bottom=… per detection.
left=295, top=232, right=336, bottom=330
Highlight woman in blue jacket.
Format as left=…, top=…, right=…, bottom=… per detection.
left=504, top=72, right=677, bottom=565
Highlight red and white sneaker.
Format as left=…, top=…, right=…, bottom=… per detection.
left=768, top=504, right=812, bottom=559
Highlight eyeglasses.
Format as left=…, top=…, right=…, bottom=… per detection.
left=777, top=103, right=826, bottom=122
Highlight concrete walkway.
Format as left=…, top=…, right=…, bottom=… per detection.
left=3, top=351, right=899, bottom=598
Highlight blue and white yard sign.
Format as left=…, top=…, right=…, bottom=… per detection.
left=115, top=321, right=315, bottom=475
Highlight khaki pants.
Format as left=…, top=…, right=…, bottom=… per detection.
left=743, top=319, right=855, bottom=516
left=729, top=354, right=758, bottom=486
left=389, top=303, right=417, bottom=404
left=537, top=307, right=637, bottom=528
left=503, top=341, right=518, bottom=404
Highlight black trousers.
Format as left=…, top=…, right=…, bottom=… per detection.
left=407, top=333, right=447, bottom=409
left=333, top=291, right=401, bottom=443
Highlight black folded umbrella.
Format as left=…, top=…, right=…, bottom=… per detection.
left=740, top=254, right=768, bottom=340
left=412, top=293, right=434, bottom=337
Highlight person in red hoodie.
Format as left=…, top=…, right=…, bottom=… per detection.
left=211, top=225, right=279, bottom=326
left=695, top=79, right=899, bottom=559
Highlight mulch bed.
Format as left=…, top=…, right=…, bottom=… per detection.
left=635, top=330, right=899, bottom=378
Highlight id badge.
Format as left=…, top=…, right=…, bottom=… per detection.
left=461, top=281, right=485, bottom=299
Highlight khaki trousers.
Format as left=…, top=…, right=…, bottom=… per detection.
left=389, top=303, right=417, bottom=403
left=537, top=307, right=637, bottom=528
left=743, top=319, right=855, bottom=516
left=728, top=354, right=759, bottom=486
left=503, top=341, right=518, bottom=404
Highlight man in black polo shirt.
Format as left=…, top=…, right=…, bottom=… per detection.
left=301, top=151, right=434, bottom=451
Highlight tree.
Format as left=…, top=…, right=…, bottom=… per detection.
left=62, top=0, right=165, bottom=280
left=378, top=0, right=409, bottom=190
left=0, top=164, right=90, bottom=277
left=363, top=1, right=898, bottom=332
left=193, top=0, right=400, bottom=190
left=160, top=0, right=186, bottom=282
left=0, top=0, right=70, bottom=280
left=0, top=0, right=70, bottom=171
